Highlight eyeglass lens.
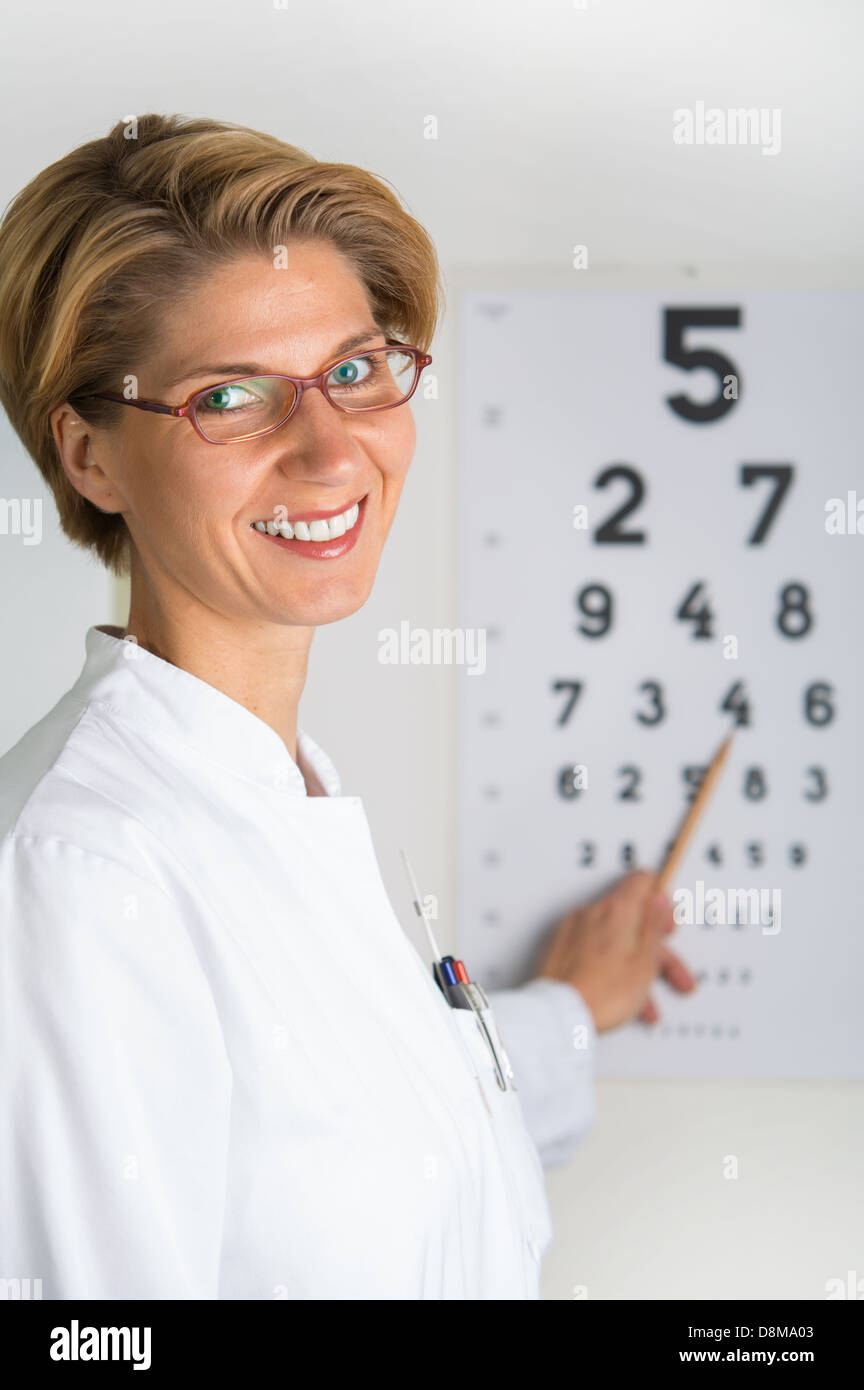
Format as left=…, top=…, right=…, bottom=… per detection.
left=194, top=349, right=418, bottom=441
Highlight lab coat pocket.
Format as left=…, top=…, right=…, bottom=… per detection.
left=447, top=1004, right=553, bottom=1265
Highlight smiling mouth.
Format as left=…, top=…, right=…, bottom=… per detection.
left=250, top=495, right=365, bottom=542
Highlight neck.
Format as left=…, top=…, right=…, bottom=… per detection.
left=124, top=570, right=314, bottom=767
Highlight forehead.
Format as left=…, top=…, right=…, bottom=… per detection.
left=156, top=242, right=376, bottom=367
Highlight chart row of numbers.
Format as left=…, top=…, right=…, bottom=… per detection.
left=567, top=840, right=811, bottom=869
left=547, top=679, right=837, bottom=727
left=570, top=579, right=819, bottom=639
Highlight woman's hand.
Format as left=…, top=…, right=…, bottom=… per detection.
left=533, top=869, right=697, bottom=1033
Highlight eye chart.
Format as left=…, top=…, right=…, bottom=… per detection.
left=457, top=286, right=862, bottom=1078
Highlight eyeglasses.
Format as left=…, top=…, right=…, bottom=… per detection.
left=80, top=343, right=433, bottom=445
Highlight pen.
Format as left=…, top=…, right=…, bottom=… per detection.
left=400, top=850, right=513, bottom=1091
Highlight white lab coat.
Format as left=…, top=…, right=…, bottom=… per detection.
left=0, top=625, right=595, bottom=1300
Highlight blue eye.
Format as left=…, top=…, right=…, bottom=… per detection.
left=327, top=356, right=374, bottom=390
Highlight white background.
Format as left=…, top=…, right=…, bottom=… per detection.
left=0, top=0, right=860, bottom=1299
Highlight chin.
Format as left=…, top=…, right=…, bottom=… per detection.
left=274, top=574, right=376, bottom=628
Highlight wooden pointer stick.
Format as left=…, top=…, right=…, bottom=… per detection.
left=655, top=731, right=736, bottom=893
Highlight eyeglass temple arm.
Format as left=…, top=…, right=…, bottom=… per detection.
left=89, top=392, right=185, bottom=417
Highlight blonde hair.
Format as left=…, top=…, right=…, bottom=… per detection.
left=0, top=113, right=443, bottom=576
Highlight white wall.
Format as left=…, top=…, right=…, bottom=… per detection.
left=1, top=0, right=860, bottom=1300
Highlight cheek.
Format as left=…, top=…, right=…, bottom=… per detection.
left=124, top=436, right=241, bottom=546
left=364, top=411, right=416, bottom=483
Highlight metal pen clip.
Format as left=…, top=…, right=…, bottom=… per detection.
left=458, top=982, right=510, bottom=1092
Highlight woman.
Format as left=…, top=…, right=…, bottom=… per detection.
left=0, top=114, right=693, bottom=1300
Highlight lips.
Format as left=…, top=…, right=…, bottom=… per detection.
left=250, top=494, right=367, bottom=560
left=250, top=493, right=367, bottom=527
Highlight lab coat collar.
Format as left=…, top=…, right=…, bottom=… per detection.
left=71, top=625, right=343, bottom=799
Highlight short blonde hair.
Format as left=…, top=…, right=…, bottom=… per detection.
left=0, top=113, right=443, bottom=576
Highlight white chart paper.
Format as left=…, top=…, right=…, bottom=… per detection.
left=457, top=288, right=862, bottom=1078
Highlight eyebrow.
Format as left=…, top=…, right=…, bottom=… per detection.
left=163, top=328, right=388, bottom=391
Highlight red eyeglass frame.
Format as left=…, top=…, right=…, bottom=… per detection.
left=79, top=342, right=433, bottom=444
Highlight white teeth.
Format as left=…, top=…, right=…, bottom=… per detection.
left=252, top=500, right=362, bottom=542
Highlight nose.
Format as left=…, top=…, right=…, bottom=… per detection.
left=275, top=381, right=363, bottom=484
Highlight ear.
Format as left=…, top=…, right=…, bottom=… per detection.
left=50, top=401, right=125, bottom=515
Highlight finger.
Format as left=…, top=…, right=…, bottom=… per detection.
left=659, top=944, right=698, bottom=993
left=638, top=995, right=659, bottom=1024
left=658, top=902, right=678, bottom=935
left=643, top=892, right=675, bottom=937
left=633, top=905, right=668, bottom=986
left=614, top=868, right=657, bottom=906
